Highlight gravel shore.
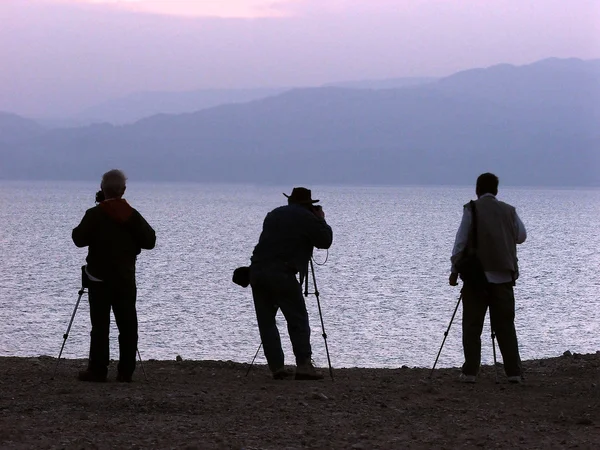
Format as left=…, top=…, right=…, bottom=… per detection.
left=1, top=352, right=599, bottom=449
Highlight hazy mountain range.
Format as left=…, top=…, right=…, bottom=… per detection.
left=1, top=58, right=598, bottom=186
left=32, top=77, right=438, bottom=127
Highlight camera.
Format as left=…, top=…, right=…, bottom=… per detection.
left=311, top=204, right=323, bottom=216
left=95, top=190, right=105, bottom=203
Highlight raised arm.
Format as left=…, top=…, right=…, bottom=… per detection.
left=72, top=210, right=93, bottom=248
left=130, top=211, right=156, bottom=250
left=306, top=209, right=333, bottom=250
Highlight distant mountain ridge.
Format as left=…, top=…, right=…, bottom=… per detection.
left=0, top=112, right=45, bottom=144
left=72, top=77, right=438, bottom=125
left=1, top=58, right=598, bottom=186
left=76, top=88, right=289, bottom=125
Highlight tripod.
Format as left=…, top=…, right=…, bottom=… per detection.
left=51, top=284, right=87, bottom=379
left=52, top=267, right=147, bottom=381
left=246, top=259, right=334, bottom=380
left=430, top=290, right=501, bottom=383
left=304, top=259, right=334, bottom=381
left=429, top=292, right=462, bottom=378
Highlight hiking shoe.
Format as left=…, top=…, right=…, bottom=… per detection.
left=295, top=360, right=324, bottom=380
left=459, top=373, right=477, bottom=384
left=78, top=370, right=107, bottom=383
left=116, top=373, right=133, bottom=383
left=272, top=367, right=294, bottom=380
left=507, top=375, right=523, bottom=384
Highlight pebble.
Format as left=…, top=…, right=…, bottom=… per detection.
left=176, top=355, right=183, bottom=362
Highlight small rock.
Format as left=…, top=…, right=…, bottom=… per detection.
left=311, top=392, right=328, bottom=401
left=563, top=350, right=572, bottom=357
left=176, top=355, right=183, bottom=362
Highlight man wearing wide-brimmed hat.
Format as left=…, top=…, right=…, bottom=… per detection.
left=250, top=187, right=333, bottom=380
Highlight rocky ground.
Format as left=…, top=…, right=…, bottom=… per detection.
left=0, top=352, right=599, bottom=449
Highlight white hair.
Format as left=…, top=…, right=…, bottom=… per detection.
left=101, top=169, right=127, bottom=199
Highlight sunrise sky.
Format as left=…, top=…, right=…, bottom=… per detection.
left=1, top=0, right=599, bottom=117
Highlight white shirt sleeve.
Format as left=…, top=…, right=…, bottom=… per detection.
left=515, top=211, right=527, bottom=244
left=451, top=205, right=471, bottom=272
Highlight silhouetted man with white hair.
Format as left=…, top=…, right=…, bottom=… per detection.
left=73, top=169, right=156, bottom=382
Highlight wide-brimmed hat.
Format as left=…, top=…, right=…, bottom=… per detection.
left=283, top=187, right=319, bottom=204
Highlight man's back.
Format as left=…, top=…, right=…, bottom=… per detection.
left=251, top=204, right=332, bottom=273
left=72, top=199, right=156, bottom=282
left=474, top=195, right=519, bottom=273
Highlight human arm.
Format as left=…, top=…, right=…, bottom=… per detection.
left=515, top=211, right=526, bottom=244
left=130, top=211, right=156, bottom=250
left=307, top=208, right=333, bottom=250
left=72, top=210, right=94, bottom=248
left=450, top=205, right=472, bottom=274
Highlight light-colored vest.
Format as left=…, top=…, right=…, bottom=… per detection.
left=471, top=196, right=518, bottom=273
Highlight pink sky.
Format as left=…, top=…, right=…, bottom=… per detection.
left=1, top=0, right=599, bottom=117
left=68, top=0, right=292, bottom=18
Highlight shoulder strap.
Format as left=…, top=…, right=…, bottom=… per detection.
left=469, top=200, right=479, bottom=249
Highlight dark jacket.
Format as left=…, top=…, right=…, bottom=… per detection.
left=72, top=199, right=156, bottom=283
left=250, top=204, right=333, bottom=275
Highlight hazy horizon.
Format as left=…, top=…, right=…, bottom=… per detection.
left=1, top=0, right=598, bottom=118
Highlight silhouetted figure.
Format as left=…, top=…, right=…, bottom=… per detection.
left=450, top=173, right=527, bottom=383
left=72, top=169, right=156, bottom=382
left=250, top=187, right=333, bottom=380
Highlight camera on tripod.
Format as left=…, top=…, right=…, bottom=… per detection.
left=95, top=190, right=105, bottom=203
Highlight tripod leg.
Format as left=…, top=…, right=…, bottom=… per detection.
left=309, top=259, right=334, bottom=381
left=137, top=348, right=148, bottom=381
left=52, top=289, right=86, bottom=379
left=245, top=342, right=263, bottom=377
left=429, top=292, right=463, bottom=379
left=491, top=329, right=499, bottom=384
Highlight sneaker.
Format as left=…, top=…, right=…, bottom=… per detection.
left=116, top=373, right=133, bottom=383
left=78, top=370, right=107, bottom=383
left=295, top=360, right=324, bottom=381
left=507, top=375, right=523, bottom=384
left=459, top=373, right=477, bottom=384
left=272, top=367, right=294, bottom=380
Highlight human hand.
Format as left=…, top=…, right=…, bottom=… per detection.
left=313, top=205, right=325, bottom=219
left=449, top=272, right=459, bottom=286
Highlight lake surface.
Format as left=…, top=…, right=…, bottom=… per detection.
left=0, top=181, right=599, bottom=369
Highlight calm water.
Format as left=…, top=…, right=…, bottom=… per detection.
left=0, top=181, right=599, bottom=369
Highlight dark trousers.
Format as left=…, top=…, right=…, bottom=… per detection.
left=87, top=281, right=138, bottom=377
left=462, top=282, right=522, bottom=377
left=250, top=265, right=312, bottom=372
